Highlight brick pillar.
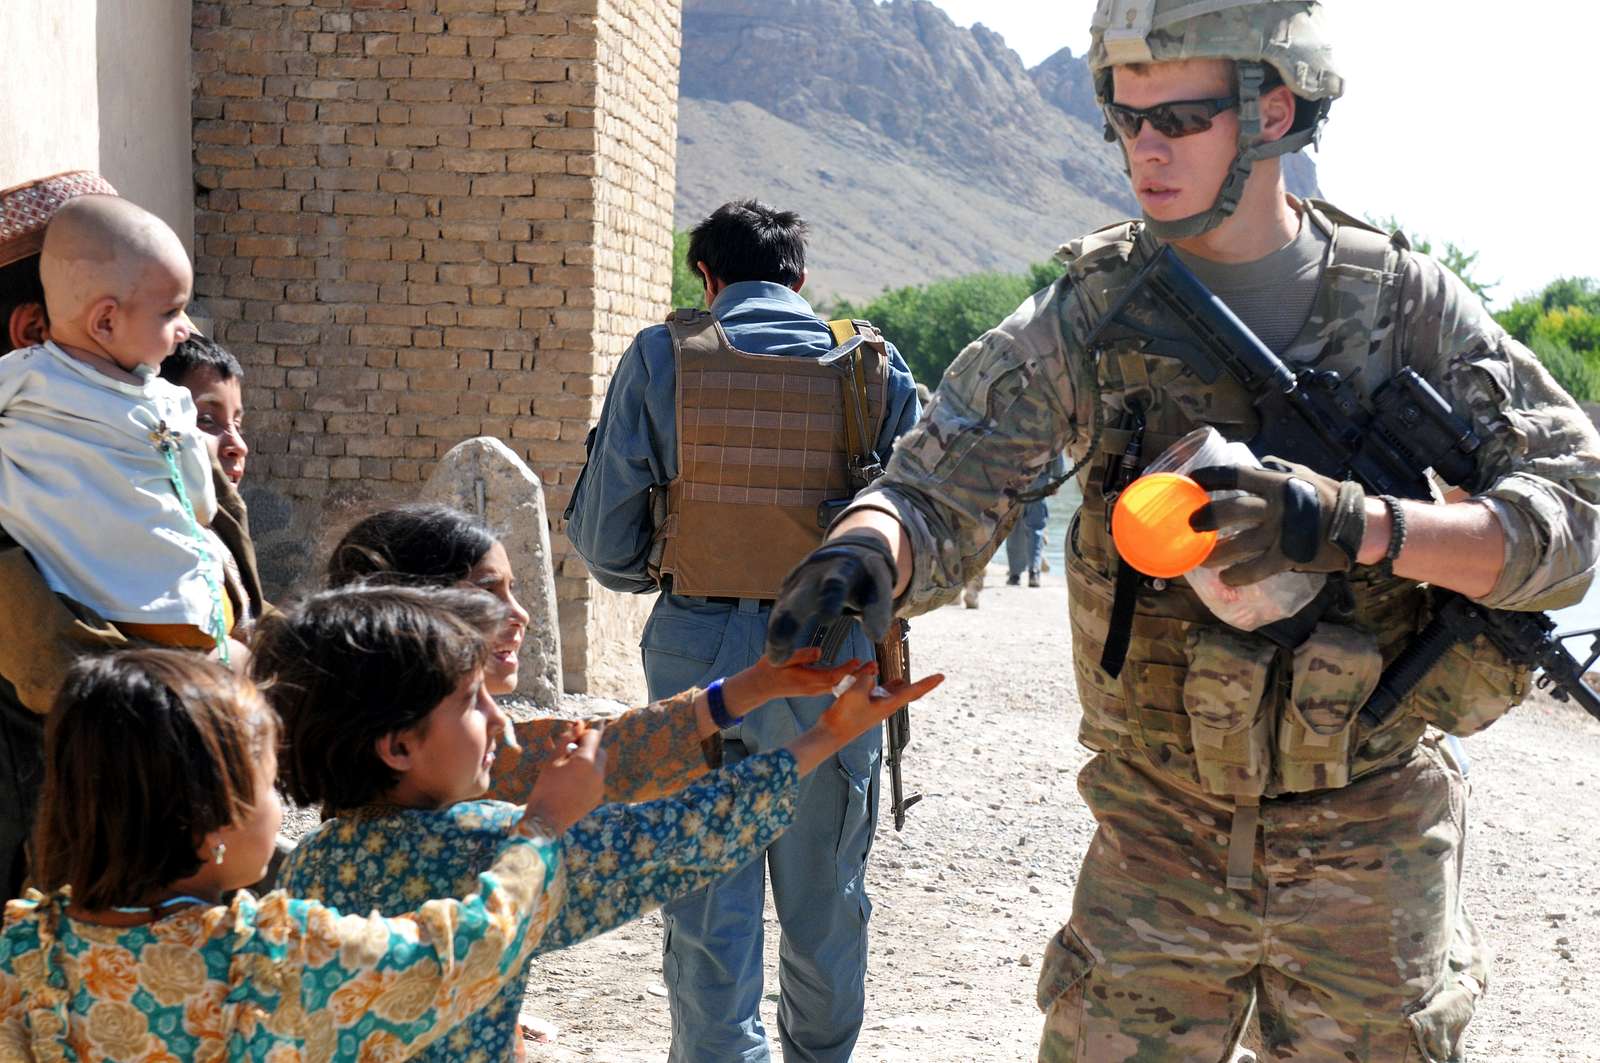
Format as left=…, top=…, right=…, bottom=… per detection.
left=191, top=0, right=681, bottom=698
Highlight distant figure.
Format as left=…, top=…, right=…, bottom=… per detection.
left=566, top=200, right=921, bottom=1063
left=1004, top=454, right=1068, bottom=587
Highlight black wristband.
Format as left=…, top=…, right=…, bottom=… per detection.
left=1376, top=495, right=1406, bottom=577
left=705, top=677, right=737, bottom=730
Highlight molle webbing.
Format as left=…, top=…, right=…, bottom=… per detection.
left=656, top=310, right=888, bottom=599
left=1062, top=204, right=1428, bottom=807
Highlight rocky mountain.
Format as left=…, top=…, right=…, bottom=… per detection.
left=675, top=0, right=1320, bottom=301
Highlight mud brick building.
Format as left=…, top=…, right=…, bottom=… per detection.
left=2, top=0, right=682, bottom=697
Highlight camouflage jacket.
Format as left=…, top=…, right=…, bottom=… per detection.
left=856, top=209, right=1600, bottom=620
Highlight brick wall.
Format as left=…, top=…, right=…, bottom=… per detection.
left=191, top=0, right=680, bottom=697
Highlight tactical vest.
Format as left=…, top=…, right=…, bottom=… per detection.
left=1058, top=202, right=1473, bottom=881
left=651, top=310, right=889, bottom=600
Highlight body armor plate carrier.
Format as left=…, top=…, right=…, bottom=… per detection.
left=650, top=310, right=889, bottom=600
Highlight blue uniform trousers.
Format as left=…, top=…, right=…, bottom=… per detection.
left=1005, top=497, right=1049, bottom=578
left=642, top=595, right=880, bottom=1063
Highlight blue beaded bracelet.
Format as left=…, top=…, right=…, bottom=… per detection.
left=706, top=677, right=737, bottom=730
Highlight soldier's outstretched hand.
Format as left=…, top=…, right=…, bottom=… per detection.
left=765, top=531, right=897, bottom=663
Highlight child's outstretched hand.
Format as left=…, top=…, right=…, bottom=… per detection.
left=724, top=646, right=864, bottom=708
left=785, top=662, right=944, bottom=777
left=520, top=723, right=606, bottom=836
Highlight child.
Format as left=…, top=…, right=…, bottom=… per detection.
left=159, top=333, right=264, bottom=630
left=159, top=334, right=248, bottom=488
left=327, top=504, right=810, bottom=807
left=0, top=639, right=606, bottom=1061
left=0, top=195, right=236, bottom=659
left=267, top=583, right=942, bottom=1063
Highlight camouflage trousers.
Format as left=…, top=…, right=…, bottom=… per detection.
left=1037, top=735, right=1487, bottom=1062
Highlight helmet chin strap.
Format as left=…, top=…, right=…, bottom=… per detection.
left=1137, top=62, right=1326, bottom=243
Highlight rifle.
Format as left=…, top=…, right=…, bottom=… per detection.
left=815, top=321, right=924, bottom=829
left=875, top=617, right=922, bottom=831
left=1089, top=245, right=1600, bottom=726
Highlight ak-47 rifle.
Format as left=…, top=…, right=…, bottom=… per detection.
left=814, top=322, right=922, bottom=830
left=875, top=617, right=922, bottom=831
left=1086, top=245, right=1600, bottom=726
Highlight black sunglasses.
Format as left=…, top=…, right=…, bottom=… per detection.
left=1103, top=97, right=1239, bottom=140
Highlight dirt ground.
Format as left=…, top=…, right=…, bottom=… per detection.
left=515, top=558, right=1600, bottom=1062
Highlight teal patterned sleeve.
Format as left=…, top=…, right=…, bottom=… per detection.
left=540, top=748, right=800, bottom=952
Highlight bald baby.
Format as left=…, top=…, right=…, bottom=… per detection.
left=40, top=195, right=192, bottom=381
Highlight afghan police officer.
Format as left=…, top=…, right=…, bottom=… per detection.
left=566, top=200, right=920, bottom=1062
left=764, top=3, right=1600, bottom=1059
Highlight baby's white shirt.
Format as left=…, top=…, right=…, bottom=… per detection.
left=0, top=341, right=223, bottom=627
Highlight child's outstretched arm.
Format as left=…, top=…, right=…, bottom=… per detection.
left=530, top=660, right=943, bottom=956
left=489, top=647, right=856, bottom=805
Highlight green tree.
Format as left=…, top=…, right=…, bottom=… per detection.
left=1365, top=214, right=1497, bottom=305
left=840, top=260, right=1065, bottom=385
left=671, top=230, right=702, bottom=309
left=1495, top=276, right=1600, bottom=402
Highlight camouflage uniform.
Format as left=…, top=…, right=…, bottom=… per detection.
left=851, top=193, right=1600, bottom=1059
left=852, top=196, right=1600, bottom=1058
left=833, top=4, right=1600, bottom=1056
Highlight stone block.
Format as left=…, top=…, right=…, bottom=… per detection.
left=420, top=437, right=563, bottom=708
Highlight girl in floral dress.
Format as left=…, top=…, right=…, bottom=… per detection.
left=0, top=604, right=605, bottom=1062
left=322, top=504, right=793, bottom=808
left=272, top=565, right=941, bottom=1062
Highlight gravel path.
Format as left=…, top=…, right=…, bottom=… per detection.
left=516, top=557, right=1600, bottom=1061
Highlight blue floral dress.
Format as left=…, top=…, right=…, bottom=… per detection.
left=281, top=749, right=799, bottom=1063
left=0, top=833, right=560, bottom=1062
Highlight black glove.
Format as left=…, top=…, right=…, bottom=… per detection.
left=764, top=531, right=897, bottom=664
left=1188, top=460, right=1367, bottom=586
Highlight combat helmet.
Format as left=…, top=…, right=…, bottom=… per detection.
left=1088, top=0, right=1343, bottom=240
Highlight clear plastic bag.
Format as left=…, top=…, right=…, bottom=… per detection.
left=1145, top=427, right=1324, bottom=631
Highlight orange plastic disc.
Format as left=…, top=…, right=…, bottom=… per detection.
left=1110, top=473, right=1217, bottom=578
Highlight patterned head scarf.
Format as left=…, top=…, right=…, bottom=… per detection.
left=0, top=171, right=120, bottom=270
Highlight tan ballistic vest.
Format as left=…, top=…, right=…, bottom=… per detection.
left=1060, top=202, right=1452, bottom=811
left=652, top=311, right=889, bottom=599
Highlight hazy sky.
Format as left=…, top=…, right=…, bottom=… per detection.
left=925, top=1, right=1597, bottom=305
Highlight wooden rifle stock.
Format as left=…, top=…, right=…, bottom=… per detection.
left=875, top=618, right=921, bottom=831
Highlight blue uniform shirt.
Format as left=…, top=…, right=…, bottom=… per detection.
left=566, top=281, right=921, bottom=745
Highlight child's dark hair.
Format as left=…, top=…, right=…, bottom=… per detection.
left=159, top=334, right=244, bottom=388
left=686, top=200, right=808, bottom=289
left=31, top=650, right=276, bottom=910
left=253, top=584, right=506, bottom=812
left=327, top=504, right=498, bottom=589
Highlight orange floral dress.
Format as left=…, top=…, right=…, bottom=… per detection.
left=0, top=833, right=560, bottom=1062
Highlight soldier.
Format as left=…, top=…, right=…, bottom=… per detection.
left=764, top=2, right=1600, bottom=1059
left=565, top=200, right=920, bottom=1063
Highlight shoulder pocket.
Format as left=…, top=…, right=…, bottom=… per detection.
left=904, top=335, right=1032, bottom=483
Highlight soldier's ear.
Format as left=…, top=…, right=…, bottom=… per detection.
left=1257, top=84, right=1296, bottom=144
left=789, top=269, right=807, bottom=294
